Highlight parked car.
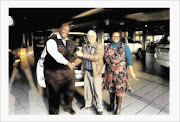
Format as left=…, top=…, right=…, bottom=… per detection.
left=154, top=33, right=169, bottom=68
left=146, top=41, right=158, bottom=54
left=104, top=37, right=142, bottom=58
left=68, top=32, right=87, bottom=81
left=34, top=31, right=87, bottom=83
left=121, top=37, right=143, bottom=58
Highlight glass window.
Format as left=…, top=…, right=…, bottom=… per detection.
left=69, top=34, right=86, bottom=47
left=154, top=35, right=163, bottom=43
left=127, top=38, right=134, bottom=43
left=158, top=34, right=169, bottom=44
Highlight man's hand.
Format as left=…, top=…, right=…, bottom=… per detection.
left=67, top=62, right=75, bottom=70
left=76, top=51, right=83, bottom=57
left=102, top=82, right=105, bottom=90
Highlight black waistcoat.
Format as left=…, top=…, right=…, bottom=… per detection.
left=44, top=34, right=75, bottom=70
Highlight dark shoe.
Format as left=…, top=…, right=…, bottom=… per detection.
left=115, top=96, right=122, bottom=115
left=49, top=109, right=59, bottom=115
left=97, top=111, right=103, bottom=115
left=49, top=108, right=59, bottom=115
left=107, top=104, right=114, bottom=112
left=64, top=108, right=76, bottom=115
left=69, top=108, right=76, bottom=115
left=115, top=104, right=121, bottom=115
left=107, top=92, right=115, bottom=112
left=81, top=106, right=90, bottom=110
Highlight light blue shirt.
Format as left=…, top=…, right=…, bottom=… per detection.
left=83, top=44, right=93, bottom=70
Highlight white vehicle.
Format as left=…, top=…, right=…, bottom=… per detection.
left=42, top=32, right=87, bottom=86
left=68, top=32, right=87, bottom=82
left=122, top=37, right=143, bottom=58
left=50, top=32, right=87, bottom=52
left=104, top=37, right=142, bottom=58
left=68, top=32, right=87, bottom=52
left=154, top=34, right=169, bottom=68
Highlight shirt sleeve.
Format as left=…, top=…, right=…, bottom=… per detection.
left=125, top=45, right=133, bottom=66
left=46, top=39, right=69, bottom=65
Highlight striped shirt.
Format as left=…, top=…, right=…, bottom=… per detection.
left=83, top=44, right=93, bottom=70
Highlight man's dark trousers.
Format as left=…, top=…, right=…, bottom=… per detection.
left=44, top=67, right=75, bottom=114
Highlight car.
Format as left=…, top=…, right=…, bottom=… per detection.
left=154, top=33, right=169, bottom=68
left=105, top=37, right=143, bottom=58
left=123, top=37, right=142, bottom=58
left=35, top=31, right=87, bottom=85
left=68, top=32, right=87, bottom=82
left=146, top=41, right=158, bottom=54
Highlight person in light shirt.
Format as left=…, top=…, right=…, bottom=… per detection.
left=43, top=23, right=76, bottom=115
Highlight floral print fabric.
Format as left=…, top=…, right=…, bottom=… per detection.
left=103, top=43, right=131, bottom=96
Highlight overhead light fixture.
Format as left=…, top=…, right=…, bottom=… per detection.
left=125, top=10, right=169, bottom=22
left=120, top=22, right=124, bottom=25
left=145, top=25, right=147, bottom=27
left=104, top=19, right=109, bottom=25
left=70, top=24, right=74, bottom=27
left=73, top=8, right=104, bottom=19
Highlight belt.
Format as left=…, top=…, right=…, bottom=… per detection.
left=85, top=69, right=93, bottom=76
left=85, top=69, right=93, bottom=72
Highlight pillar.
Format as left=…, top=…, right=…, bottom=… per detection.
left=142, top=28, right=147, bottom=64
left=98, top=30, right=104, bottom=45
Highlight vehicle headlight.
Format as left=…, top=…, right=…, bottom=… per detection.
left=154, top=53, right=157, bottom=58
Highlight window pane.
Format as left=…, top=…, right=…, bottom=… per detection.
left=128, top=38, right=134, bottom=43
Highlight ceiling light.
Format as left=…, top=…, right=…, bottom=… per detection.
left=105, top=19, right=109, bottom=25
left=120, top=22, right=124, bottom=25
left=125, top=10, right=169, bottom=21
left=73, top=8, right=104, bottom=19
left=70, top=24, right=74, bottom=27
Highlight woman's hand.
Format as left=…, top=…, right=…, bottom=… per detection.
left=130, top=72, right=137, bottom=80
left=128, top=66, right=137, bottom=80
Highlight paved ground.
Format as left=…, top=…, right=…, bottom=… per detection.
left=9, top=52, right=169, bottom=115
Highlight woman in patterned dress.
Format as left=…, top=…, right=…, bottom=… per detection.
left=103, top=32, right=137, bottom=115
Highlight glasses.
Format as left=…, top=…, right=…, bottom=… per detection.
left=112, top=36, right=120, bottom=39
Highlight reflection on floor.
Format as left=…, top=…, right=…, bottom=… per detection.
left=9, top=52, right=169, bottom=115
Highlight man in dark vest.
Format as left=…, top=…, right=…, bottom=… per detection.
left=44, top=23, right=76, bottom=115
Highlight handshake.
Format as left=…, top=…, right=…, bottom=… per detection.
left=67, top=50, right=83, bottom=70
left=67, top=62, right=76, bottom=70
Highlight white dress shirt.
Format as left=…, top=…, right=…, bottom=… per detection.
left=46, top=33, right=69, bottom=65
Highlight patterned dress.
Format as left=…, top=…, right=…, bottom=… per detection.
left=103, top=43, right=131, bottom=96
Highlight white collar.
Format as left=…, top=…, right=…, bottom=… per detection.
left=57, top=32, right=69, bottom=41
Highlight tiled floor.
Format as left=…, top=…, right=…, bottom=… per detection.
left=9, top=53, right=169, bottom=115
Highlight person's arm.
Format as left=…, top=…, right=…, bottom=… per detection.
left=83, top=43, right=104, bottom=62
left=46, top=39, right=69, bottom=65
left=125, top=45, right=133, bottom=66
left=73, top=58, right=83, bottom=66
left=73, top=46, right=84, bottom=66
left=127, top=66, right=137, bottom=80
left=125, top=45, right=137, bottom=80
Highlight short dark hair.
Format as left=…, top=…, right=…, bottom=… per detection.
left=61, top=23, right=71, bottom=29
